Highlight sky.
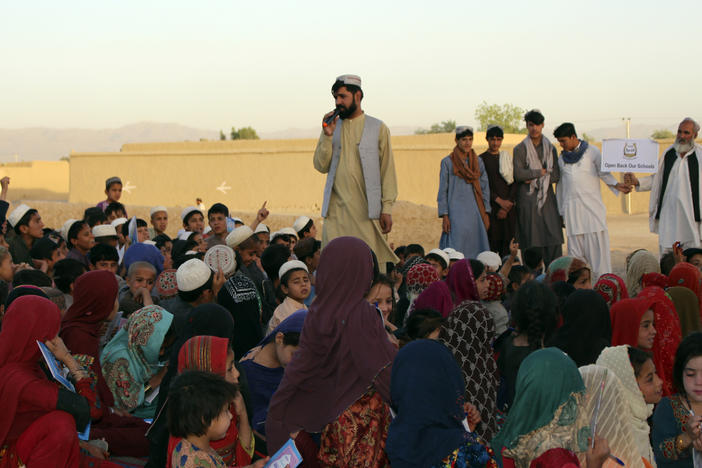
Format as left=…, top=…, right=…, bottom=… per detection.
left=2, top=0, right=700, bottom=134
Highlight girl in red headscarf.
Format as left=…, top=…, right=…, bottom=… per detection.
left=60, top=270, right=151, bottom=457
left=611, top=287, right=682, bottom=397
left=0, top=295, right=117, bottom=468
left=668, top=262, right=702, bottom=320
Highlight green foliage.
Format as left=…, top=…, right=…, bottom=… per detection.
left=415, top=120, right=456, bottom=135
left=60, top=156, right=70, bottom=162
left=582, top=133, right=595, bottom=143
left=219, top=130, right=226, bottom=140
left=651, top=129, right=675, bottom=140
left=230, top=126, right=260, bottom=140
left=474, top=102, right=526, bottom=134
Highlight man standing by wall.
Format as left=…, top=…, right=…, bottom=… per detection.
left=553, top=122, right=630, bottom=279
left=314, top=74, right=398, bottom=267
left=625, top=117, right=702, bottom=253
left=513, top=109, right=563, bottom=267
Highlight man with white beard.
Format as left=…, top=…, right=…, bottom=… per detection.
left=625, top=117, right=702, bottom=252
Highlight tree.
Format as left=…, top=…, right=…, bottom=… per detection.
left=582, top=133, right=595, bottom=143
left=651, top=129, right=675, bottom=140
left=230, top=126, right=260, bottom=140
left=219, top=130, right=226, bottom=140
left=474, top=102, right=526, bottom=134
left=414, top=120, right=456, bottom=135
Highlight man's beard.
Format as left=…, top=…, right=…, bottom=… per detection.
left=338, top=100, right=357, bottom=119
left=674, top=138, right=694, bottom=154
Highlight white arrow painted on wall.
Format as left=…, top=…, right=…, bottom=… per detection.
left=216, top=182, right=231, bottom=194
left=123, top=181, right=136, bottom=194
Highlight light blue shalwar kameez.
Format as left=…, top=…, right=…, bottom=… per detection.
left=438, top=155, right=491, bottom=259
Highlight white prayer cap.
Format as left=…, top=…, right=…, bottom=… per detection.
left=254, top=223, right=270, bottom=234
left=335, top=74, right=362, bottom=88
left=111, top=217, right=128, bottom=227
left=477, top=251, right=502, bottom=269
left=455, top=126, right=473, bottom=135
left=232, top=217, right=244, bottom=225
left=150, top=206, right=168, bottom=217
left=292, top=216, right=312, bottom=234
left=178, top=231, right=194, bottom=241
left=8, top=204, right=32, bottom=228
left=278, top=260, right=309, bottom=280
left=143, top=240, right=157, bottom=246
left=204, top=245, right=237, bottom=276
left=61, top=219, right=79, bottom=241
left=279, top=227, right=298, bottom=238
left=427, top=248, right=450, bottom=268
left=181, top=206, right=202, bottom=221
left=443, top=248, right=465, bottom=261
left=176, top=259, right=212, bottom=292
left=226, top=226, right=254, bottom=249
left=92, top=224, right=118, bottom=238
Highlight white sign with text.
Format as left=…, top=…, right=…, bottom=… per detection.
left=601, top=139, right=659, bottom=173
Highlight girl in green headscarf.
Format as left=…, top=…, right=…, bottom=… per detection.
left=492, top=348, right=591, bottom=468
left=101, top=305, right=174, bottom=418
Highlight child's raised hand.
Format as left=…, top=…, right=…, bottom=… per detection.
left=213, top=268, right=225, bottom=297
left=464, top=403, right=481, bottom=430
left=256, top=201, right=269, bottom=223
left=140, top=288, right=154, bottom=306
left=509, top=238, right=519, bottom=257
left=233, top=392, right=247, bottom=418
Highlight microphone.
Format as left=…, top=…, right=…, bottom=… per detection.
left=323, top=108, right=341, bottom=127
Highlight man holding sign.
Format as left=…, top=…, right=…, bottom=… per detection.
left=553, top=123, right=630, bottom=279
left=625, top=118, right=702, bottom=252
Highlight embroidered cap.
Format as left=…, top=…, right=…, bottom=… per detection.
left=443, top=248, right=465, bottom=261
left=226, top=226, right=254, bottom=249
left=92, top=224, right=118, bottom=238
left=181, top=206, right=202, bottom=221
left=176, top=259, right=212, bottom=292
left=455, top=126, right=473, bottom=135
left=336, top=74, right=362, bottom=89
left=204, top=245, right=237, bottom=276
left=279, top=260, right=309, bottom=280
left=427, top=248, right=450, bottom=268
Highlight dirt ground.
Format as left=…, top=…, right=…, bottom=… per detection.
left=23, top=198, right=658, bottom=275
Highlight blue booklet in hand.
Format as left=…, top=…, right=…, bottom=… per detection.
left=264, top=439, right=302, bottom=468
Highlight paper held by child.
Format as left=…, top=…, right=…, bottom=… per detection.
left=264, top=438, right=302, bottom=468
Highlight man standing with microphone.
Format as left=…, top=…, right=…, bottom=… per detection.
left=314, top=74, right=399, bottom=268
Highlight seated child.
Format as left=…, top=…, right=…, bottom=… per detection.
left=84, top=206, right=107, bottom=227
left=120, top=260, right=158, bottom=316
left=425, top=248, right=450, bottom=279
left=293, top=216, right=317, bottom=239
left=150, top=206, right=168, bottom=238
left=53, top=258, right=87, bottom=309
left=181, top=206, right=205, bottom=234
left=89, top=243, right=120, bottom=275
left=105, top=201, right=127, bottom=222
left=92, top=224, right=119, bottom=248
left=266, top=260, right=310, bottom=333
left=240, top=310, right=306, bottom=438
left=30, top=235, right=65, bottom=276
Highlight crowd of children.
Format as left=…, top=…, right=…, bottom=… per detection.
left=3, top=174, right=702, bottom=468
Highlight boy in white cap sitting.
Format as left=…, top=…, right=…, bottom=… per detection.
left=149, top=206, right=168, bottom=239
left=7, top=204, right=44, bottom=264
left=477, top=250, right=502, bottom=273
left=181, top=206, right=205, bottom=234
left=160, top=258, right=223, bottom=335
left=425, top=248, right=450, bottom=278
left=293, top=216, right=317, bottom=240
left=93, top=224, right=119, bottom=248
left=266, top=260, right=310, bottom=333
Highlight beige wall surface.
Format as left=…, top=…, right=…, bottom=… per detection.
left=0, top=161, right=69, bottom=201
left=67, top=134, right=676, bottom=216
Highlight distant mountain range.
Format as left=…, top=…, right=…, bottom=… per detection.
left=0, top=121, right=678, bottom=162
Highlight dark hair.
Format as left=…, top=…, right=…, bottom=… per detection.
left=425, top=253, right=447, bottom=270
left=405, top=244, right=425, bottom=257
left=261, top=244, right=291, bottom=281
left=207, top=203, right=229, bottom=218
left=183, top=210, right=202, bottom=226
left=524, top=110, right=545, bottom=125
left=406, top=308, right=443, bottom=341
left=456, top=128, right=474, bottom=139
left=673, top=332, right=702, bottom=394
left=550, top=281, right=576, bottom=319
left=523, top=247, right=544, bottom=271
left=136, top=218, right=147, bottom=228
left=104, top=202, right=126, bottom=218
left=394, top=245, right=406, bottom=259
left=280, top=268, right=307, bottom=287
left=13, top=269, right=52, bottom=288
left=553, top=122, right=577, bottom=139
left=282, top=332, right=301, bottom=346
left=89, top=243, right=119, bottom=266
left=167, top=370, right=238, bottom=439
left=469, top=259, right=485, bottom=279
left=0, top=280, right=9, bottom=311
left=272, top=234, right=291, bottom=245
left=567, top=267, right=590, bottom=285
left=331, top=80, right=363, bottom=99
left=178, top=271, right=214, bottom=303
left=53, top=259, right=87, bottom=293
left=508, top=265, right=530, bottom=292
left=83, top=207, right=107, bottom=228
left=486, top=126, right=504, bottom=139
left=120, top=222, right=130, bottom=237
left=628, top=346, right=653, bottom=377
left=296, top=219, right=314, bottom=238
left=512, top=280, right=558, bottom=350
left=237, top=235, right=259, bottom=251
left=67, top=220, right=89, bottom=245
left=153, top=234, right=172, bottom=251
left=660, top=252, right=676, bottom=276
left=13, top=209, right=38, bottom=235
left=30, top=236, right=59, bottom=261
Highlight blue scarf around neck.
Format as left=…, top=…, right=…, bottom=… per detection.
left=561, top=140, right=588, bottom=164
